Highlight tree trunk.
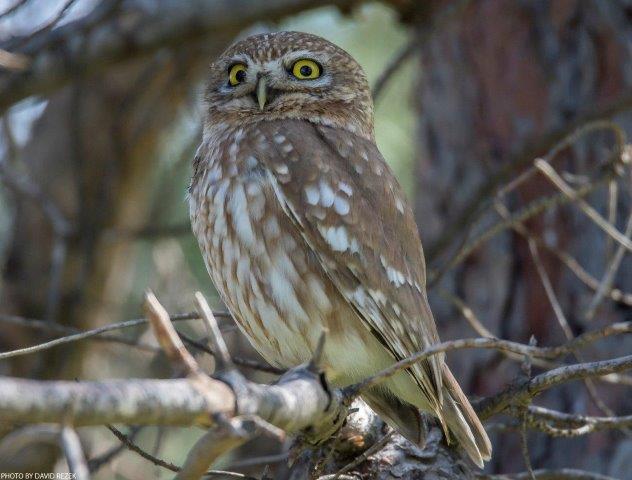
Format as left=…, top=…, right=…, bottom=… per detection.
left=414, top=0, right=632, bottom=475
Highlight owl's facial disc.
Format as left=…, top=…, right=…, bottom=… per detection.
left=204, top=32, right=374, bottom=139
left=211, top=51, right=334, bottom=114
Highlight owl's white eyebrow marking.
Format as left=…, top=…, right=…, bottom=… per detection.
left=282, top=49, right=329, bottom=65
left=226, top=54, right=251, bottom=65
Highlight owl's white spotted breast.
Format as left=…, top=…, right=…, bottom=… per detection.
left=189, top=126, right=353, bottom=375
left=188, top=124, right=415, bottom=394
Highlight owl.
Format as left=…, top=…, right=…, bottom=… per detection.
left=189, top=31, right=491, bottom=466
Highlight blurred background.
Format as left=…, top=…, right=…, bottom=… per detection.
left=0, top=0, right=630, bottom=478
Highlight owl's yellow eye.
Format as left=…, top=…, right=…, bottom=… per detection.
left=291, top=59, right=321, bottom=80
left=228, top=64, right=247, bottom=86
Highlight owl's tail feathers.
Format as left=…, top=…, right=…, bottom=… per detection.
left=363, top=388, right=427, bottom=445
left=440, top=365, right=492, bottom=468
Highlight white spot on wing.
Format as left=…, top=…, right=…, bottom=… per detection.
left=274, top=163, right=289, bottom=175
left=334, top=196, right=350, bottom=215
left=304, top=184, right=320, bottom=205
left=339, top=181, right=353, bottom=196
left=318, top=224, right=349, bottom=252
left=319, top=180, right=335, bottom=208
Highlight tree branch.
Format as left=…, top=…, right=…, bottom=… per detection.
left=0, top=0, right=409, bottom=113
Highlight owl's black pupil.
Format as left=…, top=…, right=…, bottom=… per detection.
left=235, top=70, right=246, bottom=83
left=300, top=65, right=312, bottom=77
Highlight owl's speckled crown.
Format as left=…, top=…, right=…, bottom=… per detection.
left=221, top=31, right=354, bottom=63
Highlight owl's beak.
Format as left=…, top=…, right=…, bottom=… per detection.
left=256, top=76, right=268, bottom=110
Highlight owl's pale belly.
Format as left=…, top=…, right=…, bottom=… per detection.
left=190, top=167, right=398, bottom=388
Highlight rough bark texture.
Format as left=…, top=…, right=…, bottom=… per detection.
left=415, top=1, right=632, bottom=475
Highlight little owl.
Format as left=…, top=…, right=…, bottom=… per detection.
left=189, top=31, right=491, bottom=466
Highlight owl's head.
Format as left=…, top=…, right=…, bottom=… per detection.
left=204, top=32, right=374, bottom=139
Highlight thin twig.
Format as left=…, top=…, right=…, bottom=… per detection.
left=0, top=0, right=29, bottom=19
left=440, top=266, right=632, bottom=387
left=345, top=336, right=632, bottom=410
left=524, top=405, right=632, bottom=435
left=332, top=431, right=393, bottom=479
left=372, top=0, right=472, bottom=100
left=195, top=291, right=234, bottom=369
left=107, top=425, right=253, bottom=479
left=12, top=0, right=79, bottom=50
left=525, top=231, right=621, bottom=417
left=509, top=226, right=632, bottom=307
left=428, top=119, right=626, bottom=281
left=372, top=37, right=417, bottom=101
left=60, top=424, right=90, bottom=480
left=520, top=410, right=536, bottom=480
left=585, top=210, right=632, bottom=319
left=177, top=330, right=284, bottom=375
left=0, top=312, right=199, bottom=360
left=476, top=354, right=632, bottom=419
left=88, top=426, right=142, bottom=473
left=107, top=425, right=178, bottom=472
left=534, top=158, right=632, bottom=251
left=429, top=173, right=610, bottom=286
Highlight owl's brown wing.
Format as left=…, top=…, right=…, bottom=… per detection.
left=253, top=119, right=444, bottom=410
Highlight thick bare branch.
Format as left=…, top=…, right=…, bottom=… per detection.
left=476, top=354, right=632, bottom=419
